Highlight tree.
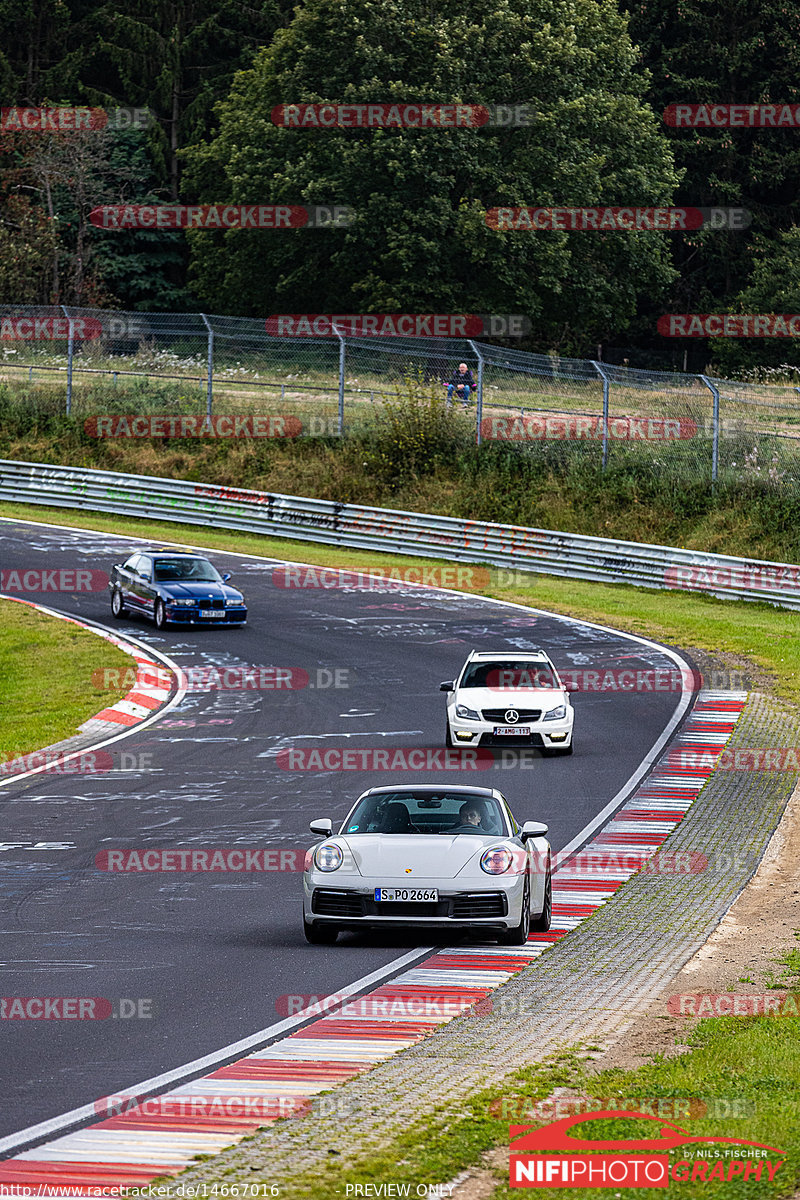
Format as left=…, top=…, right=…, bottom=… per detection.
left=184, top=0, right=680, bottom=353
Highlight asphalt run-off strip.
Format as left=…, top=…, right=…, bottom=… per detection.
left=0, top=596, right=183, bottom=787
left=5, top=686, right=796, bottom=1191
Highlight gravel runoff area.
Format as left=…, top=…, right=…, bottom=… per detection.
left=169, top=686, right=800, bottom=1189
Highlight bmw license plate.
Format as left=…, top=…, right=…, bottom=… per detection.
left=375, top=887, right=438, bottom=902
left=198, top=610, right=225, bottom=618
left=494, top=726, right=530, bottom=735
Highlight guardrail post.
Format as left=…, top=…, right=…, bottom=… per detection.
left=200, top=314, right=214, bottom=429
left=700, top=374, right=720, bottom=487
left=333, top=324, right=345, bottom=436
left=467, top=339, right=484, bottom=444
left=61, top=305, right=74, bottom=416
left=592, top=361, right=610, bottom=471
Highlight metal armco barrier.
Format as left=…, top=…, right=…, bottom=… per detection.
left=2, top=458, right=800, bottom=610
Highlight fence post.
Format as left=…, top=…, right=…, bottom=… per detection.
left=200, top=314, right=214, bottom=428
left=700, top=374, right=720, bottom=486
left=333, top=325, right=345, bottom=436
left=467, top=339, right=484, bottom=444
left=592, top=361, right=610, bottom=471
left=61, top=305, right=74, bottom=416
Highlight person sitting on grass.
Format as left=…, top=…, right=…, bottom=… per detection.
left=446, top=362, right=475, bottom=409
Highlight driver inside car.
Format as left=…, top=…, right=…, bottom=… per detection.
left=447, top=802, right=485, bottom=833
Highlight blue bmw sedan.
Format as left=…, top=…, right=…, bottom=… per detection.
left=109, top=550, right=247, bottom=628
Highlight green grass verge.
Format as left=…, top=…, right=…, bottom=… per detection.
left=0, top=498, right=797, bottom=702
left=0, top=598, right=133, bottom=761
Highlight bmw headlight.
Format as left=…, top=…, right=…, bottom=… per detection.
left=543, top=704, right=567, bottom=721
left=455, top=704, right=480, bottom=721
left=224, top=596, right=242, bottom=606
left=169, top=598, right=195, bottom=607
left=314, top=843, right=343, bottom=872
left=480, top=847, right=514, bottom=874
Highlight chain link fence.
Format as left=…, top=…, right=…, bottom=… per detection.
left=2, top=303, right=799, bottom=489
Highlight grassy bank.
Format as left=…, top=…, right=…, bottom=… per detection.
left=2, top=382, right=800, bottom=562
left=0, top=600, right=132, bottom=761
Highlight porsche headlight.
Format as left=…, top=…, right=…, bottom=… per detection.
left=480, top=847, right=514, bottom=874
left=543, top=704, right=567, bottom=721
left=314, top=842, right=343, bottom=872
left=455, top=704, right=480, bottom=721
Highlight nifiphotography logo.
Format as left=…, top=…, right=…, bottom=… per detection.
left=509, top=1111, right=785, bottom=1188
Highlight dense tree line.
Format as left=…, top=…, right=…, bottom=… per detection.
left=1, top=0, right=798, bottom=367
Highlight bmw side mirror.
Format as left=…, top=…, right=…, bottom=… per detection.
left=222, top=572, right=231, bottom=582
left=439, top=681, right=454, bottom=692
left=521, top=820, right=549, bottom=841
left=309, top=818, right=333, bottom=837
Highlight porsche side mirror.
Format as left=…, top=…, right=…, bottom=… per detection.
left=309, top=818, right=333, bottom=837
left=521, top=820, right=549, bottom=841
left=439, top=681, right=454, bottom=692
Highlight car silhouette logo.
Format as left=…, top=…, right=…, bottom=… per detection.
left=405, top=868, right=412, bottom=874
left=505, top=709, right=519, bottom=723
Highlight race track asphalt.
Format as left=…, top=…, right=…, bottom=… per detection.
left=0, top=517, right=691, bottom=1138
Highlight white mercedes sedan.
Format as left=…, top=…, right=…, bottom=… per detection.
left=441, top=649, right=574, bottom=756
left=302, top=785, right=551, bottom=945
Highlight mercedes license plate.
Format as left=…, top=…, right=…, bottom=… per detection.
left=494, top=726, right=530, bottom=735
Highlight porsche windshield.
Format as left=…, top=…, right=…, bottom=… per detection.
left=342, top=792, right=508, bottom=836
left=459, top=661, right=559, bottom=690
left=153, top=558, right=221, bottom=583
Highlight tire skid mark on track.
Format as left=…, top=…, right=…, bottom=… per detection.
left=0, top=692, right=746, bottom=1189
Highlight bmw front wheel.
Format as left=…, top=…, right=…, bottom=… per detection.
left=110, top=589, right=125, bottom=619
left=154, top=600, right=167, bottom=630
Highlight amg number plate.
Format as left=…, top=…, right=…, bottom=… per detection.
left=375, top=887, right=438, bottom=902
left=494, top=726, right=530, bottom=736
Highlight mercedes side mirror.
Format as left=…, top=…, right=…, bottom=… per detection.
left=439, top=681, right=454, bottom=692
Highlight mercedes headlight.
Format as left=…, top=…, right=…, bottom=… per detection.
left=455, top=704, right=480, bottom=721
left=543, top=704, right=567, bottom=721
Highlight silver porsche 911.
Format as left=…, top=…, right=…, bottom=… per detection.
left=302, top=784, right=552, bottom=945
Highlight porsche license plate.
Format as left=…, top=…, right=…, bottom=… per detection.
left=494, top=726, right=530, bottom=736
left=375, top=888, right=438, bottom=902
